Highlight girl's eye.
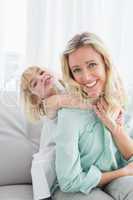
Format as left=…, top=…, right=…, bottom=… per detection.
left=40, top=71, right=44, bottom=75
left=33, top=81, right=37, bottom=88
left=72, top=68, right=81, bottom=73
left=88, top=63, right=97, bottom=68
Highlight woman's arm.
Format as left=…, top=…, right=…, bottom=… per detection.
left=55, top=109, right=102, bottom=194
left=111, top=126, right=133, bottom=160
left=92, top=96, right=133, bottom=160
left=99, top=168, right=125, bottom=187
left=99, top=162, right=133, bottom=187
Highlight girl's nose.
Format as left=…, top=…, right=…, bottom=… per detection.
left=38, top=75, right=44, bottom=82
left=39, top=72, right=46, bottom=80
left=40, top=77, right=43, bottom=82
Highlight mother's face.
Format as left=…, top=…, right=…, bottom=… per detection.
left=68, top=46, right=107, bottom=99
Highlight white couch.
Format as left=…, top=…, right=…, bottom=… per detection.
left=0, top=91, right=43, bottom=200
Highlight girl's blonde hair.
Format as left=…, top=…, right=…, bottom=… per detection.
left=61, top=32, right=127, bottom=113
left=20, top=66, right=46, bottom=122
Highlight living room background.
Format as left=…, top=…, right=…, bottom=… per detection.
left=0, top=0, right=133, bottom=91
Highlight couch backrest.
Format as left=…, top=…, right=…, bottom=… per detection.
left=0, top=91, right=43, bottom=185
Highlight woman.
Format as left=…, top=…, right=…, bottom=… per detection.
left=20, top=66, right=91, bottom=200
left=53, top=32, right=133, bottom=200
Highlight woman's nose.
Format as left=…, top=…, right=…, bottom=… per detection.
left=82, top=71, right=92, bottom=83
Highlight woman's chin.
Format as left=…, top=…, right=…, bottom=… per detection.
left=85, top=91, right=103, bottom=103
left=87, top=92, right=100, bottom=99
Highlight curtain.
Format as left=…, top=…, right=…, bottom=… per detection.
left=0, top=0, right=27, bottom=90
left=26, top=0, right=133, bottom=88
left=0, top=0, right=133, bottom=90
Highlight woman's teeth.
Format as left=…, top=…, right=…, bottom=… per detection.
left=86, top=81, right=97, bottom=88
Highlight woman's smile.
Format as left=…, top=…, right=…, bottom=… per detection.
left=83, top=79, right=103, bottom=98
left=85, top=80, right=97, bottom=88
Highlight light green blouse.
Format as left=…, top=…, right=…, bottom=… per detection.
left=54, top=108, right=133, bottom=194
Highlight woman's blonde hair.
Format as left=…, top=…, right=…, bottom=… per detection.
left=61, top=32, right=127, bottom=113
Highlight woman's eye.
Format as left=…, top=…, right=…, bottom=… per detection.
left=88, top=63, right=97, bottom=68
left=73, top=68, right=81, bottom=73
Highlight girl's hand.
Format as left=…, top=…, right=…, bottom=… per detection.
left=92, top=96, right=124, bottom=133
left=42, top=95, right=60, bottom=119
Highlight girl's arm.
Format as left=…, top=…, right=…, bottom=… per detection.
left=43, top=94, right=92, bottom=119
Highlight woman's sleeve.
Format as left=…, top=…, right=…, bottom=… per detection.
left=55, top=109, right=102, bottom=194
left=116, top=147, right=133, bottom=167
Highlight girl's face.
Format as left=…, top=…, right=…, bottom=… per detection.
left=30, top=69, right=55, bottom=99
left=68, top=46, right=107, bottom=99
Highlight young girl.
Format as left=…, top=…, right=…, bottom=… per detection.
left=20, top=65, right=92, bottom=200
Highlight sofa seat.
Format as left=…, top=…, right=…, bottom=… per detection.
left=0, top=185, right=33, bottom=200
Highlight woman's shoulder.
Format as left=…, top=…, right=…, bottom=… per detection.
left=58, top=108, right=96, bottom=124
left=57, top=108, right=99, bottom=135
left=58, top=107, right=91, bottom=116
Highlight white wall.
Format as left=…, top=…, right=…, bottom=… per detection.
left=0, top=0, right=133, bottom=90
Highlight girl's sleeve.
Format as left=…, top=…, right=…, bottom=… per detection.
left=31, top=118, right=57, bottom=200
left=55, top=109, right=102, bottom=194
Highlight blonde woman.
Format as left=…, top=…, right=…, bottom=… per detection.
left=20, top=66, right=92, bottom=200
left=53, top=32, right=133, bottom=200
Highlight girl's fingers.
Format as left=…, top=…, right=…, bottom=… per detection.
left=97, top=101, right=106, bottom=115
left=100, top=96, right=108, bottom=111
left=93, top=105, right=100, bottom=117
left=116, top=110, right=124, bottom=125
left=93, top=105, right=104, bottom=120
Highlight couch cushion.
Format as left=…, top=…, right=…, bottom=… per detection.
left=0, top=91, right=43, bottom=185
left=0, top=184, right=33, bottom=200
